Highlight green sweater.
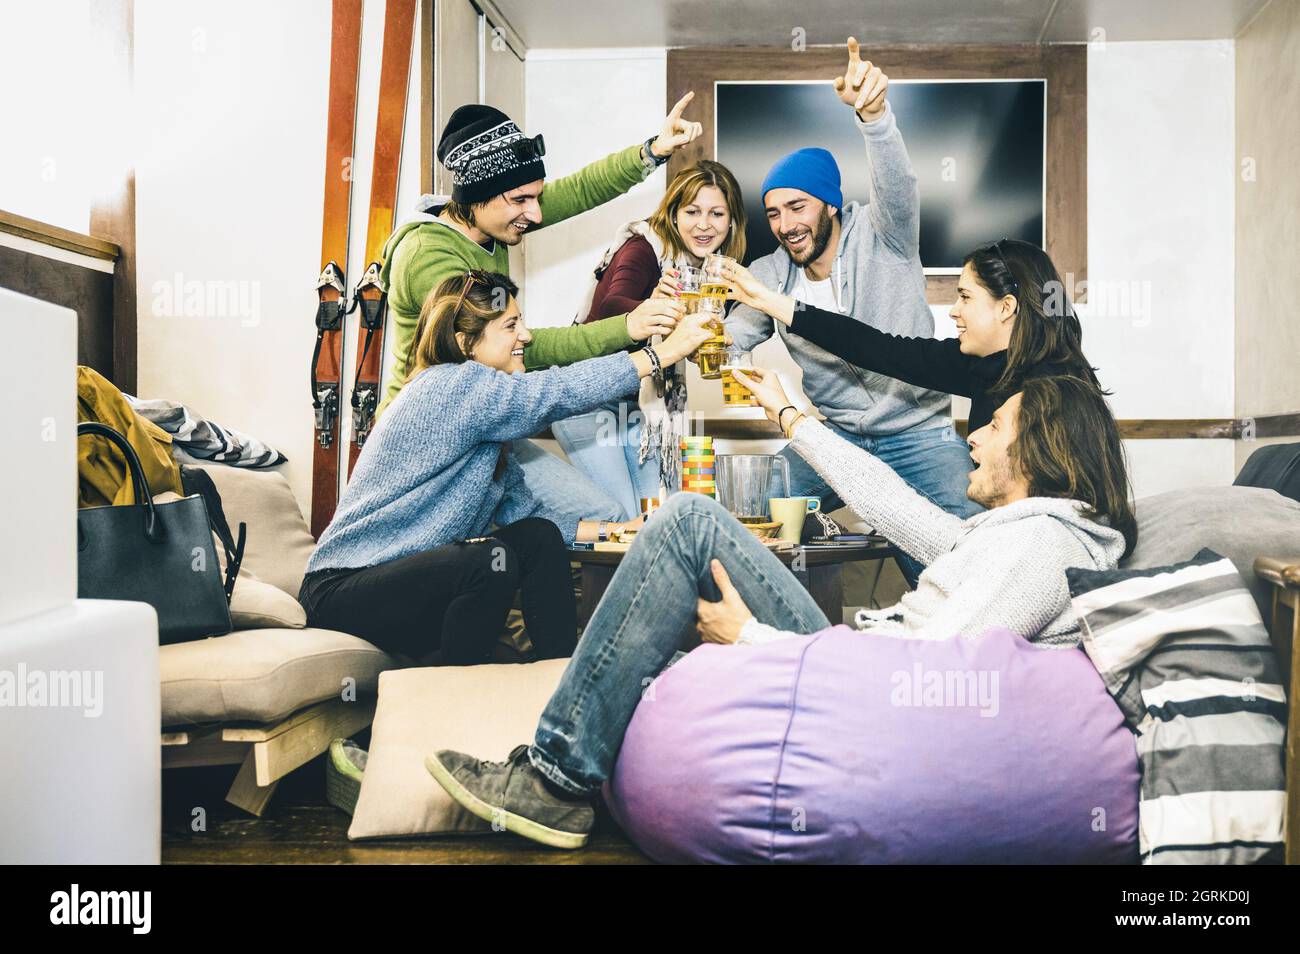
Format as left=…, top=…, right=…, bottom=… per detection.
left=377, top=143, right=649, bottom=416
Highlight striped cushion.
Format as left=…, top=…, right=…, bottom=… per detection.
left=1067, top=548, right=1287, bottom=865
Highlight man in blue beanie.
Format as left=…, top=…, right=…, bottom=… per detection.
left=725, top=38, right=980, bottom=583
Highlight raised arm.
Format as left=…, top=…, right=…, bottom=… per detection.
left=455, top=353, right=641, bottom=443
left=537, top=145, right=647, bottom=229
left=525, top=295, right=686, bottom=370
left=789, top=304, right=982, bottom=397
left=833, top=39, right=919, bottom=258
left=788, top=417, right=965, bottom=566
left=525, top=317, right=633, bottom=370
left=538, top=92, right=704, bottom=229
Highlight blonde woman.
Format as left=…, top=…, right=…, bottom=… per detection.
left=300, top=270, right=712, bottom=666
left=552, top=160, right=748, bottom=516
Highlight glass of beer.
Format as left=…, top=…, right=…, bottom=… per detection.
left=672, top=264, right=703, bottom=311
left=702, top=253, right=733, bottom=308
left=693, top=295, right=727, bottom=378
left=720, top=348, right=757, bottom=407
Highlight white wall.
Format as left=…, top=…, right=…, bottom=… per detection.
left=135, top=0, right=423, bottom=512
left=525, top=41, right=1239, bottom=501
left=1084, top=40, right=1236, bottom=496
left=523, top=49, right=667, bottom=327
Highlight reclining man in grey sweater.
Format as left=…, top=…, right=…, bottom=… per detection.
left=426, top=372, right=1139, bottom=849
left=722, top=38, right=981, bottom=583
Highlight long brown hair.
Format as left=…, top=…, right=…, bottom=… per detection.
left=1011, top=376, right=1138, bottom=559
left=406, top=270, right=518, bottom=378
left=965, top=239, right=1102, bottom=399
left=647, top=160, right=747, bottom=263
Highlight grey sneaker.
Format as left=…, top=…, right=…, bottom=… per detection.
left=425, top=745, right=594, bottom=849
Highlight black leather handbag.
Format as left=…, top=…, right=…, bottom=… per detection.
left=77, top=421, right=244, bottom=644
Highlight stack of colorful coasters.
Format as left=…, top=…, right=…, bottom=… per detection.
left=680, top=435, right=715, bottom=498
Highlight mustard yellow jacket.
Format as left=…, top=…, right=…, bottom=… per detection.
left=77, top=365, right=183, bottom=507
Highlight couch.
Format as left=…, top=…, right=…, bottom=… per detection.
left=159, top=462, right=394, bottom=815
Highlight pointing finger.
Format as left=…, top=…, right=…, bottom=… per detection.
left=668, top=90, right=695, bottom=120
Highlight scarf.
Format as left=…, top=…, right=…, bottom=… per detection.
left=576, top=221, right=691, bottom=497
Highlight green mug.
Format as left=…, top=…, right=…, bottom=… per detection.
left=769, top=497, right=821, bottom=544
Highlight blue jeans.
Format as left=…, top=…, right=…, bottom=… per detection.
left=514, top=438, right=625, bottom=527
left=528, top=492, right=830, bottom=795
left=781, top=421, right=982, bottom=582
left=551, top=400, right=660, bottom=522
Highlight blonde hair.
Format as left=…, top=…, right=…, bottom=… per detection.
left=406, top=270, right=518, bottom=378
left=647, top=160, right=747, bottom=263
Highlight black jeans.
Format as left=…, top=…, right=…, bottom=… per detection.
left=298, top=517, right=577, bottom=665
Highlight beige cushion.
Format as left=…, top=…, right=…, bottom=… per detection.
left=229, top=574, right=307, bottom=630
left=190, top=463, right=316, bottom=598
left=348, top=660, right=567, bottom=839
left=160, top=628, right=396, bottom=726
left=152, top=488, right=308, bottom=630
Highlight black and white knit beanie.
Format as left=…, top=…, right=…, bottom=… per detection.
left=437, top=104, right=546, bottom=204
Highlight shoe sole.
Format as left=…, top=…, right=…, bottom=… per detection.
left=424, top=753, right=589, bottom=850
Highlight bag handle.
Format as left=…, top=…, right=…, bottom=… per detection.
left=78, top=421, right=163, bottom=543
left=180, top=465, right=247, bottom=601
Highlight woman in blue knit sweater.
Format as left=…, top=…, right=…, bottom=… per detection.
left=299, top=270, right=714, bottom=665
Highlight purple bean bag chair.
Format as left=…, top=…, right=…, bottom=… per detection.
left=605, top=626, right=1139, bottom=864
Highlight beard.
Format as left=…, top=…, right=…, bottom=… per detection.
left=781, top=205, right=835, bottom=266
left=966, top=453, right=1017, bottom=509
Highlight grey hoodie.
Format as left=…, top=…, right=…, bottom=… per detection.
left=728, top=103, right=951, bottom=437
left=741, top=419, right=1127, bottom=647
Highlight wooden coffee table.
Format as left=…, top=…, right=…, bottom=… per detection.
left=568, top=538, right=899, bottom=629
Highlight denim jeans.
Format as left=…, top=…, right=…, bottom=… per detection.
left=551, top=400, right=660, bottom=522
left=514, top=438, right=626, bottom=527
left=781, top=421, right=982, bottom=582
left=528, top=492, right=830, bottom=795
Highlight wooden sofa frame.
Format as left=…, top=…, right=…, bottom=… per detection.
left=161, top=698, right=375, bottom=816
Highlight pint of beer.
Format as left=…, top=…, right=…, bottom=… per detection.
left=720, top=347, right=757, bottom=407
left=693, top=294, right=727, bottom=378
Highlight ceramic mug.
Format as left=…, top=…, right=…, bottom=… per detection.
left=769, top=496, right=821, bottom=543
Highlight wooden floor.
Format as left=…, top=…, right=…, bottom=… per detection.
left=162, top=756, right=650, bottom=865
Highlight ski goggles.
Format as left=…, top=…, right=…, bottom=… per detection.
left=481, top=132, right=545, bottom=164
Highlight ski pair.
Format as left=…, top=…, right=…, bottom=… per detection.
left=310, top=0, right=417, bottom=539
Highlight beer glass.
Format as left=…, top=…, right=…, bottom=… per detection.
left=702, top=253, right=733, bottom=308
left=693, top=295, right=727, bottom=379
left=672, top=264, right=703, bottom=312
left=720, top=347, right=756, bottom=407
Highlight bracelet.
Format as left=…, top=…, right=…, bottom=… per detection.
left=645, top=345, right=663, bottom=378
left=777, top=405, right=797, bottom=429
left=783, top=412, right=807, bottom=440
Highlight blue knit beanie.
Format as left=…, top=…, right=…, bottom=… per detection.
left=760, top=148, right=843, bottom=209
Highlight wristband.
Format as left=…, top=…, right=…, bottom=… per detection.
left=641, top=136, right=670, bottom=173
left=783, top=412, right=807, bottom=440
left=777, top=405, right=797, bottom=429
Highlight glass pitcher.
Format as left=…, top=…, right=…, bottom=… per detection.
left=714, top=454, right=790, bottom=523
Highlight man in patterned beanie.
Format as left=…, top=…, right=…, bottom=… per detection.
left=376, top=95, right=703, bottom=524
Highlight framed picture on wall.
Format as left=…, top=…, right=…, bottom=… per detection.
left=715, top=79, right=1046, bottom=272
